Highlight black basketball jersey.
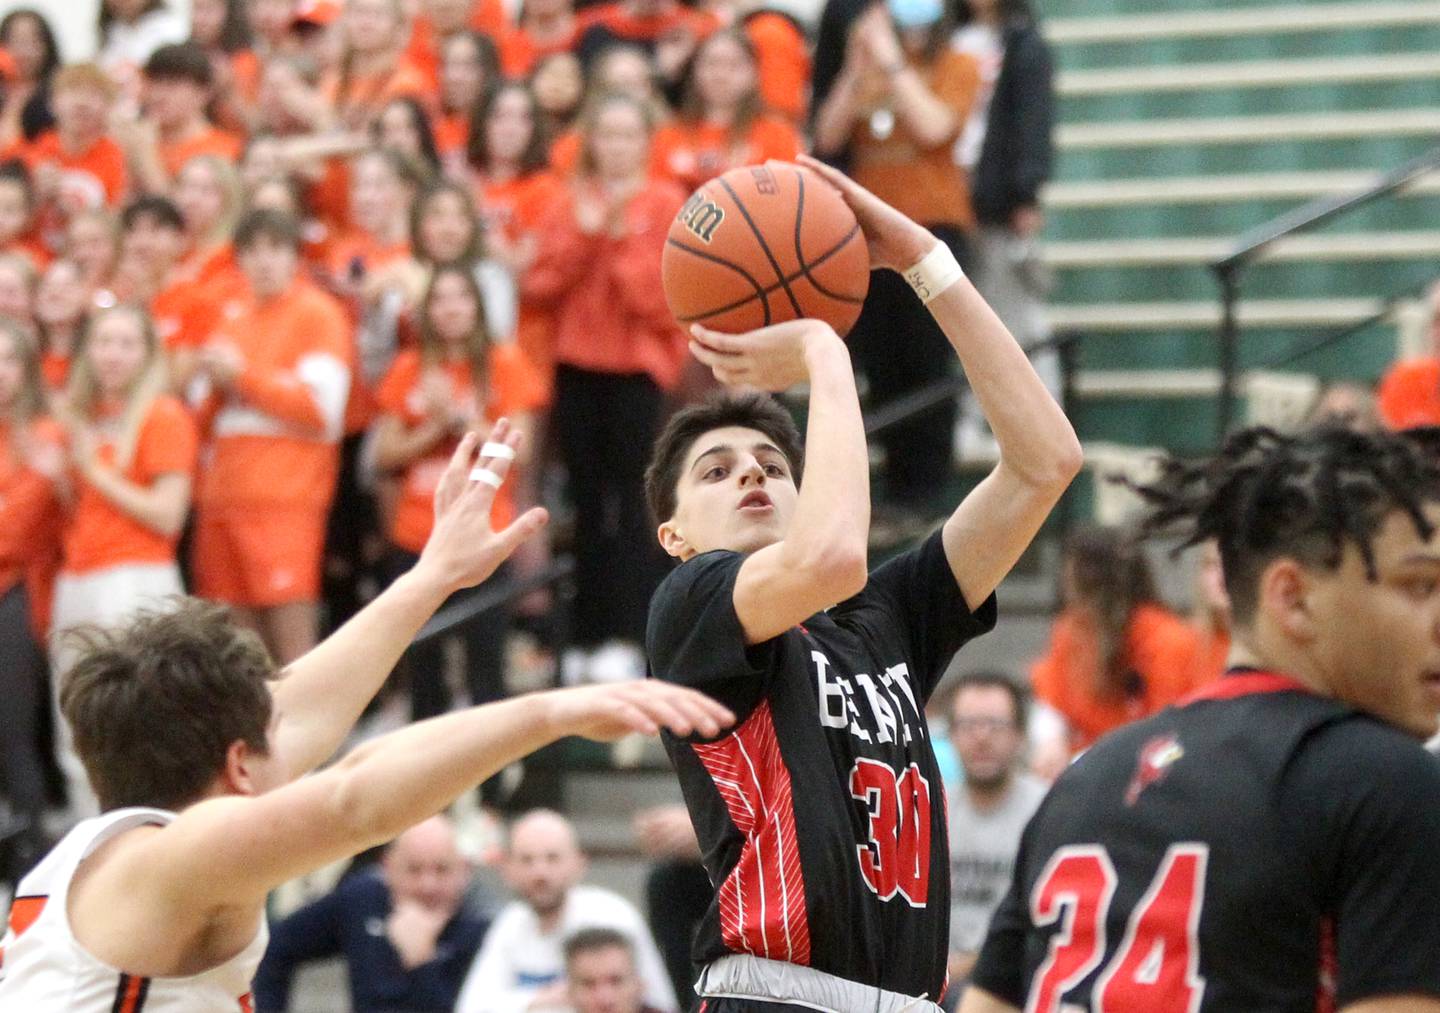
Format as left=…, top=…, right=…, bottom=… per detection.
left=971, top=671, right=1440, bottom=1012
left=646, top=532, right=996, bottom=1000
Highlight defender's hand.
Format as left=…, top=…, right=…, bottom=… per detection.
left=795, top=154, right=937, bottom=272
left=688, top=318, right=840, bottom=392
left=546, top=681, right=735, bottom=742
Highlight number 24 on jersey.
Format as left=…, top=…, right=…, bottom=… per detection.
left=1028, top=843, right=1209, bottom=1013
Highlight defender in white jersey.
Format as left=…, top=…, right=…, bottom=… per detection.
left=0, top=419, right=732, bottom=1011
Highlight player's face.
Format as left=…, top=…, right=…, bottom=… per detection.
left=660, top=425, right=799, bottom=560
left=567, top=946, right=644, bottom=1013
left=949, top=685, right=1023, bottom=791
left=1308, top=506, right=1440, bottom=738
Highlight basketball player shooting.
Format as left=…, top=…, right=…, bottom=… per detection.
left=643, top=156, right=1082, bottom=1012
left=0, top=420, right=733, bottom=1011
left=959, top=426, right=1440, bottom=1013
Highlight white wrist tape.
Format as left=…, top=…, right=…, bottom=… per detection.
left=469, top=467, right=504, bottom=488
left=902, top=243, right=964, bottom=305
left=480, top=441, right=516, bottom=460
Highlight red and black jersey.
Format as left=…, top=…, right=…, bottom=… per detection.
left=646, top=532, right=996, bottom=999
left=972, top=670, right=1440, bottom=1012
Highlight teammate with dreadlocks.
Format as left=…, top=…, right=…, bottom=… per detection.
left=960, top=424, right=1440, bottom=1013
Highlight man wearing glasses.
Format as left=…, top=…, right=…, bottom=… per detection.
left=944, top=672, right=1047, bottom=1000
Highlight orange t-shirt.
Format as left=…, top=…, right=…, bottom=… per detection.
left=5, top=235, right=52, bottom=270
left=152, top=277, right=228, bottom=351
left=1377, top=357, right=1440, bottom=430
left=322, top=57, right=435, bottom=124
left=196, top=279, right=352, bottom=512
left=650, top=115, right=801, bottom=192
left=22, top=131, right=128, bottom=207
left=61, top=396, right=198, bottom=575
left=179, top=242, right=245, bottom=293
left=745, top=12, right=810, bottom=123
left=497, top=25, right=578, bottom=79
left=0, top=417, right=64, bottom=632
left=1030, top=603, right=1209, bottom=753
left=849, top=50, right=980, bottom=229
left=159, top=126, right=244, bottom=180
left=434, top=112, right=469, bottom=160
left=375, top=345, right=547, bottom=553
left=40, top=351, right=69, bottom=391
left=547, top=129, right=581, bottom=176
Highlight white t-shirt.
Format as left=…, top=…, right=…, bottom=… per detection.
left=951, top=24, right=1006, bottom=170
left=946, top=773, right=1048, bottom=954
left=0, top=807, right=268, bottom=1011
left=453, top=884, right=678, bottom=1013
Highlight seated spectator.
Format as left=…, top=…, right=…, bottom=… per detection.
left=1029, top=525, right=1208, bottom=762
left=522, top=92, right=687, bottom=683
left=454, top=809, right=678, bottom=1013
left=0, top=10, right=60, bottom=153
left=0, top=317, right=64, bottom=882
left=650, top=29, right=800, bottom=192
left=0, top=160, right=49, bottom=269
left=21, top=63, right=129, bottom=228
left=943, top=672, right=1046, bottom=997
left=500, top=0, right=578, bottom=80
left=122, top=42, right=242, bottom=192
left=372, top=263, right=545, bottom=722
left=253, top=815, right=489, bottom=1013
left=1377, top=283, right=1440, bottom=430
left=433, top=31, right=500, bottom=167
left=565, top=928, right=670, bottom=1013
left=324, top=0, right=433, bottom=130
left=190, top=209, right=351, bottom=666
left=50, top=304, right=198, bottom=818
left=34, top=258, right=87, bottom=390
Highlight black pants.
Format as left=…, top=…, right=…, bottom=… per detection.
left=0, top=584, right=51, bottom=881
left=323, top=433, right=379, bottom=636
left=552, top=365, right=668, bottom=647
left=847, top=226, right=968, bottom=510
left=647, top=859, right=713, bottom=1004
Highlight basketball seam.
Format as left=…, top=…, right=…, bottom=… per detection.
left=665, top=237, right=773, bottom=326
left=670, top=225, right=866, bottom=323
left=791, top=168, right=867, bottom=305
left=717, top=176, right=805, bottom=319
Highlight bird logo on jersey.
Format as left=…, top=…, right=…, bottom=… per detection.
left=1125, top=734, right=1184, bottom=806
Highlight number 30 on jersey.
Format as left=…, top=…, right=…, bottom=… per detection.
left=1028, top=843, right=1208, bottom=1013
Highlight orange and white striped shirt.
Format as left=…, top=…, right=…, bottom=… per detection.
left=0, top=808, right=266, bottom=1011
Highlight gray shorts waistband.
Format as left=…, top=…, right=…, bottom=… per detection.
left=696, top=954, right=945, bottom=1013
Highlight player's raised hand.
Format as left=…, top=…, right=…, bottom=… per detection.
left=545, top=681, right=735, bottom=742
left=794, top=154, right=937, bottom=273
left=689, top=318, right=841, bottom=392
left=417, top=418, right=549, bottom=594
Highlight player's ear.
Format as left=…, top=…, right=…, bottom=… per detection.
left=221, top=739, right=261, bottom=797
left=1258, top=557, right=1316, bottom=643
left=657, top=519, right=688, bottom=559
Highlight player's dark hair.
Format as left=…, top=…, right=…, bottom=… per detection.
left=1062, top=525, right=1158, bottom=695
left=121, top=194, right=185, bottom=233
left=234, top=207, right=301, bottom=252
left=142, top=42, right=214, bottom=86
left=564, top=926, right=635, bottom=966
left=644, top=391, right=805, bottom=525
left=1123, top=425, right=1440, bottom=625
left=948, top=670, right=1029, bottom=734
left=59, top=598, right=276, bottom=811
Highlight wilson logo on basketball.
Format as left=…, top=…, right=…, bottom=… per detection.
left=678, top=193, right=725, bottom=243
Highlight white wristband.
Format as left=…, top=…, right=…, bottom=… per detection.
left=902, top=243, right=964, bottom=305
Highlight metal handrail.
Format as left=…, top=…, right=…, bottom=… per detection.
left=1263, top=278, right=1431, bottom=372
left=1210, top=143, right=1440, bottom=438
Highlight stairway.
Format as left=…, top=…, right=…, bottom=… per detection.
left=1040, top=0, right=1440, bottom=458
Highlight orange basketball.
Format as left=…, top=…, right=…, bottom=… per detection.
left=661, top=162, right=870, bottom=336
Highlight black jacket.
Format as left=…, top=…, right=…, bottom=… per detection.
left=971, top=21, right=1055, bottom=226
